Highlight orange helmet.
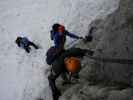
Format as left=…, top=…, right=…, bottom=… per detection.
left=64, top=57, right=81, bottom=74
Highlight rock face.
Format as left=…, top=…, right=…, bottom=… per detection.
left=59, top=0, right=133, bottom=100
left=93, top=0, right=133, bottom=85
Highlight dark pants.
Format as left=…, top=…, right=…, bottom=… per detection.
left=24, top=41, right=38, bottom=53
left=48, top=69, right=62, bottom=100
left=48, top=48, right=94, bottom=100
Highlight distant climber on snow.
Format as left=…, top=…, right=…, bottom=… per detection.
left=15, top=36, right=39, bottom=53
left=47, top=47, right=94, bottom=100
left=50, top=23, right=83, bottom=55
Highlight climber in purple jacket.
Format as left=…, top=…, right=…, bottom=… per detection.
left=15, top=36, right=38, bottom=53
left=50, top=23, right=83, bottom=55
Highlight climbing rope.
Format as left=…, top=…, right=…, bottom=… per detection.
left=87, top=55, right=133, bottom=64
left=66, top=39, right=80, bottom=49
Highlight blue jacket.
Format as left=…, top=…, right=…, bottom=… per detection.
left=19, top=37, right=29, bottom=48
left=51, top=30, right=80, bottom=48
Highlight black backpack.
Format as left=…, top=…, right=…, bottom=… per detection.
left=46, top=46, right=58, bottom=65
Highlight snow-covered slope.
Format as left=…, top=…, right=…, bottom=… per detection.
left=60, top=0, right=133, bottom=100
left=0, top=0, right=119, bottom=100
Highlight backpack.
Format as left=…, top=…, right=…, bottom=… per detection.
left=46, top=46, right=58, bottom=65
